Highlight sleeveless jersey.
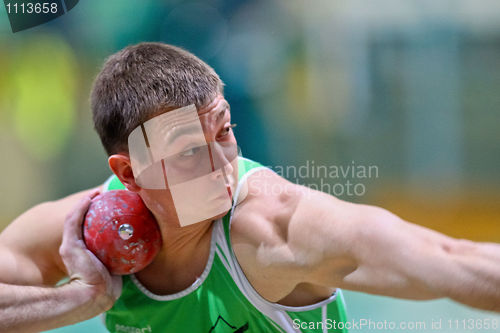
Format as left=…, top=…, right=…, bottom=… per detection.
left=102, top=157, right=349, bottom=332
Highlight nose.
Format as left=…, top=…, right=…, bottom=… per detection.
left=208, top=142, right=236, bottom=181
left=209, top=142, right=235, bottom=170
left=223, top=157, right=234, bottom=175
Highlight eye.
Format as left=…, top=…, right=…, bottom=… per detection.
left=179, top=146, right=201, bottom=157
left=220, top=123, right=237, bottom=137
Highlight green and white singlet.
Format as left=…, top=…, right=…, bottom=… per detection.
left=102, top=157, right=349, bottom=333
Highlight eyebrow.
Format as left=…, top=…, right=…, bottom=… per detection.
left=216, top=101, right=230, bottom=123
left=217, top=109, right=225, bottom=119
left=165, top=123, right=205, bottom=148
left=146, top=101, right=231, bottom=156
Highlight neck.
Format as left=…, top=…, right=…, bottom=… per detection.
left=146, top=195, right=215, bottom=263
left=157, top=218, right=213, bottom=261
left=135, top=218, right=215, bottom=294
left=145, top=215, right=213, bottom=270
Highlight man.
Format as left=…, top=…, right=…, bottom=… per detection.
left=0, top=43, right=499, bottom=333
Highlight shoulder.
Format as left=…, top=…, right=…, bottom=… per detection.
left=231, top=169, right=300, bottom=248
left=231, top=169, right=349, bottom=249
left=1, top=186, right=101, bottom=244
left=229, top=169, right=365, bottom=290
left=230, top=169, right=318, bottom=300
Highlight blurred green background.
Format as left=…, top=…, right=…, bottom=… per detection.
left=1, top=0, right=499, bottom=332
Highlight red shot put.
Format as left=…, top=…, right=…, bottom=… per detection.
left=83, top=190, right=162, bottom=275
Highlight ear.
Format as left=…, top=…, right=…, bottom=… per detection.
left=108, top=154, right=141, bottom=192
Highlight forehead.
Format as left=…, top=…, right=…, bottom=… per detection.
left=145, top=95, right=230, bottom=124
left=198, top=95, right=229, bottom=114
left=133, top=97, right=230, bottom=148
left=197, top=96, right=230, bottom=130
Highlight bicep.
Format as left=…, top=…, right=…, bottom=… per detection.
left=0, top=245, right=47, bottom=285
left=0, top=187, right=100, bottom=286
left=288, top=189, right=458, bottom=300
left=339, top=206, right=456, bottom=299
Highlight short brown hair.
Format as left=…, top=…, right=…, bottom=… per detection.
left=91, top=42, right=224, bottom=155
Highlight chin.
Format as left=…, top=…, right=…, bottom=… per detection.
left=210, top=210, right=231, bottom=221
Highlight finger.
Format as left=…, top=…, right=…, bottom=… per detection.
left=110, top=275, right=123, bottom=301
left=63, top=195, right=93, bottom=244
left=89, top=189, right=100, bottom=200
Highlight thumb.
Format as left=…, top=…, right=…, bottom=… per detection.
left=110, top=275, right=123, bottom=301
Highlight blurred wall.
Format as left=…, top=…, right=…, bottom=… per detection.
left=0, top=1, right=499, bottom=331
left=2, top=0, right=498, bottom=239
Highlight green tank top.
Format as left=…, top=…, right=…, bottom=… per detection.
left=102, top=157, right=349, bottom=332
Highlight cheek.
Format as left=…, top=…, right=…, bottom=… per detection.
left=228, top=132, right=237, bottom=144
left=139, top=189, right=173, bottom=216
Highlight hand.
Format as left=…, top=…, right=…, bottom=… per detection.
left=59, top=191, right=122, bottom=312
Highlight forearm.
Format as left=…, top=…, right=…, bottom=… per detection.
left=345, top=207, right=500, bottom=312
left=442, top=240, right=500, bottom=312
left=304, top=201, right=500, bottom=312
left=0, top=281, right=109, bottom=333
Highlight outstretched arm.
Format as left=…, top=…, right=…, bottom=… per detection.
left=296, top=194, right=500, bottom=312
left=244, top=170, right=500, bottom=312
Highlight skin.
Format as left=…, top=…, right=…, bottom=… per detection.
left=1, top=96, right=500, bottom=331
left=0, top=190, right=121, bottom=333
left=232, top=171, right=500, bottom=310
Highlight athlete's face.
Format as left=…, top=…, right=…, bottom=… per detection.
left=133, top=95, right=238, bottom=227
